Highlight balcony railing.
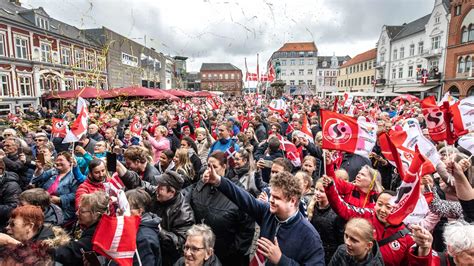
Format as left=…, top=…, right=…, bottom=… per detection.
left=421, top=48, right=442, bottom=58
left=374, top=62, right=386, bottom=69
left=375, top=78, right=386, bottom=86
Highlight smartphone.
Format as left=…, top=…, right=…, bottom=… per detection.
left=80, top=248, right=101, bottom=266
left=106, top=152, right=117, bottom=172
left=37, top=153, right=46, bottom=165
left=262, top=160, right=273, bottom=168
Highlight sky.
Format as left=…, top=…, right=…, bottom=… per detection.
left=22, top=0, right=435, bottom=73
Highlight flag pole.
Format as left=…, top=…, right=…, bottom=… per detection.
left=323, top=150, right=326, bottom=175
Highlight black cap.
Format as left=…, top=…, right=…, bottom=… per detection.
left=156, top=171, right=184, bottom=191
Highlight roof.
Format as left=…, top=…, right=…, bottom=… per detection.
left=317, top=55, right=350, bottom=68
left=200, top=63, right=240, bottom=71
left=341, top=48, right=377, bottom=68
left=277, top=42, right=317, bottom=52
left=392, top=14, right=431, bottom=41
left=0, top=1, right=99, bottom=47
left=385, top=26, right=405, bottom=39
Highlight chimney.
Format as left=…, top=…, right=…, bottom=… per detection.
left=9, top=0, right=21, bottom=6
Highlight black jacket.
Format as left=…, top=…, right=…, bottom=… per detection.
left=187, top=179, right=255, bottom=264
left=310, top=204, right=344, bottom=264
left=254, top=124, right=268, bottom=143
left=329, top=242, right=384, bottom=266
left=55, top=223, right=98, bottom=266
left=0, top=171, right=21, bottom=229
left=136, top=212, right=162, bottom=266
left=88, top=132, right=104, bottom=142
left=254, top=142, right=284, bottom=183
left=340, top=153, right=371, bottom=182
left=3, top=153, right=29, bottom=189
left=174, top=254, right=222, bottom=266
left=44, top=204, right=65, bottom=226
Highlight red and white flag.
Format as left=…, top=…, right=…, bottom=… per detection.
left=320, top=110, right=377, bottom=158
left=439, top=91, right=458, bottom=107
left=458, top=134, right=474, bottom=155
left=450, top=96, right=474, bottom=136
left=250, top=250, right=266, bottom=266
left=268, top=64, right=276, bottom=82
left=129, top=117, right=143, bottom=137
left=268, top=99, right=287, bottom=115
left=77, top=97, right=90, bottom=119
left=63, top=107, right=88, bottom=143
left=421, top=96, right=449, bottom=142
left=343, top=93, right=353, bottom=108
left=92, top=214, right=141, bottom=266
left=301, top=114, right=314, bottom=143
left=225, top=145, right=237, bottom=168
left=52, top=118, right=67, bottom=138
left=7, top=113, right=21, bottom=124
left=277, top=134, right=301, bottom=167
left=206, top=97, right=220, bottom=110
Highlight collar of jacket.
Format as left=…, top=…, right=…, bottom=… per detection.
left=275, top=210, right=300, bottom=225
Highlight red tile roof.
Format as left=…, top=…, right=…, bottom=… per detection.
left=277, top=42, right=318, bottom=52
left=341, top=48, right=377, bottom=68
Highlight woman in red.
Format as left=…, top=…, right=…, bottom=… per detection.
left=322, top=175, right=430, bottom=266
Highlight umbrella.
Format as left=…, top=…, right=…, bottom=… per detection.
left=193, top=91, right=215, bottom=97
left=167, top=89, right=194, bottom=97
left=46, top=87, right=110, bottom=99
left=103, top=87, right=169, bottom=99
left=149, top=89, right=180, bottom=101
left=390, top=94, right=421, bottom=103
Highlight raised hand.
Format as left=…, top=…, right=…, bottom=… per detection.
left=202, top=163, right=221, bottom=186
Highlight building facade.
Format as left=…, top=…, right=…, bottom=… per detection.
left=337, top=48, right=376, bottom=93
left=375, top=0, right=450, bottom=99
left=317, top=55, right=349, bottom=96
left=84, top=27, right=168, bottom=89
left=444, top=0, right=474, bottom=98
left=186, top=71, right=200, bottom=91
left=267, top=42, right=318, bottom=93
left=0, top=0, right=108, bottom=113
left=200, top=63, right=242, bottom=95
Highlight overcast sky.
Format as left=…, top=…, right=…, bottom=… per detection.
left=22, top=0, right=435, bottom=73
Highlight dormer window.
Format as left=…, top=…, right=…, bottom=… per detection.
left=36, top=16, right=49, bottom=30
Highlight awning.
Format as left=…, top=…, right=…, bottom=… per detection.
left=395, top=86, right=438, bottom=93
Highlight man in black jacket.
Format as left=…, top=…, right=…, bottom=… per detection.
left=123, top=145, right=160, bottom=185
left=0, top=160, right=21, bottom=230
left=1, top=137, right=29, bottom=189
left=251, top=115, right=268, bottom=143
left=255, top=137, right=284, bottom=183
left=117, top=161, right=195, bottom=266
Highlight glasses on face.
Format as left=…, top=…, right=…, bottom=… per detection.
left=183, top=245, right=206, bottom=253
left=3, top=134, right=12, bottom=137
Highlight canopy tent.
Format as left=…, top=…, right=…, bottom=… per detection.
left=193, top=91, right=216, bottom=97
left=45, top=87, right=111, bottom=99
left=166, top=89, right=194, bottom=97
left=149, top=89, right=180, bottom=101
left=103, top=87, right=178, bottom=100
left=326, top=91, right=402, bottom=97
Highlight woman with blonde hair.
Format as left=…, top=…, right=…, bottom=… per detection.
left=329, top=218, right=383, bottom=265
left=174, top=148, right=195, bottom=188
left=195, top=127, right=214, bottom=167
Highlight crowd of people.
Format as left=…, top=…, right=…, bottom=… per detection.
left=0, top=94, right=472, bottom=266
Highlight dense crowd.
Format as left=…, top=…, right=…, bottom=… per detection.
left=0, top=94, right=472, bottom=266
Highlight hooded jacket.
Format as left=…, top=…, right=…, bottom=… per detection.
left=0, top=171, right=21, bottom=229
left=329, top=242, right=384, bottom=266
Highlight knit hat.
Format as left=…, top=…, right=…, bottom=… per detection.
left=156, top=171, right=184, bottom=191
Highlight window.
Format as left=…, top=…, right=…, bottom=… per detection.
left=466, top=56, right=472, bottom=73
left=19, top=76, right=31, bottom=96
left=458, top=57, right=465, bottom=73
left=61, top=47, right=70, bottom=65
left=435, top=16, right=440, bottom=24
left=408, top=66, right=413, bottom=77
left=318, top=71, right=323, bottom=76
left=432, top=36, right=441, bottom=49
left=308, top=52, right=314, bottom=57
left=470, top=25, right=474, bottom=41
left=0, top=33, right=5, bottom=56
left=363, top=76, right=367, bottom=85
left=299, top=52, right=304, bottom=57
left=224, top=74, right=228, bottom=79
left=15, top=37, right=28, bottom=59
left=298, top=80, right=304, bottom=85
left=430, top=59, right=439, bottom=69
left=290, top=70, right=295, bottom=76
left=40, top=43, right=51, bottom=63
left=299, top=69, right=304, bottom=75
left=380, top=52, right=385, bottom=62
left=307, top=80, right=312, bottom=86
left=77, top=80, right=85, bottom=89
left=281, top=60, right=286, bottom=66
left=364, top=62, right=367, bottom=70
left=74, top=49, right=84, bottom=68
left=409, top=44, right=415, bottom=56
left=219, top=74, right=223, bottom=79
left=392, top=68, right=396, bottom=79
left=230, top=73, right=235, bottom=79
left=344, top=80, right=347, bottom=87
left=418, top=42, right=424, bottom=54
left=455, top=5, right=462, bottom=16
left=358, top=77, right=361, bottom=85
left=64, top=79, right=73, bottom=91
left=369, top=61, right=372, bottom=69
left=398, top=67, right=403, bottom=78
left=307, top=69, right=313, bottom=75
left=400, top=47, right=404, bottom=59
left=290, top=80, right=295, bottom=85
left=281, top=70, right=286, bottom=76
left=300, top=59, right=304, bottom=65
left=0, top=75, right=8, bottom=96
left=356, top=65, right=360, bottom=72
left=35, top=17, right=49, bottom=30
left=308, top=59, right=314, bottom=65
left=393, top=49, right=398, bottom=60
left=202, top=74, right=206, bottom=78
left=290, top=59, right=295, bottom=65
left=322, top=61, right=327, bottom=67
left=86, top=52, right=95, bottom=70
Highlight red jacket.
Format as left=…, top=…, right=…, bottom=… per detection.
left=327, top=163, right=378, bottom=208
left=325, top=183, right=417, bottom=266
left=408, top=248, right=454, bottom=266
left=75, top=178, right=105, bottom=209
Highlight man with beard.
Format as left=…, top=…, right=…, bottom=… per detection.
left=74, top=159, right=108, bottom=209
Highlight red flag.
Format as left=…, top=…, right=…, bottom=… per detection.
left=301, top=114, right=314, bottom=142
left=92, top=214, right=141, bottom=266
left=421, top=96, right=448, bottom=142
left=320, top=110, right=359, bottom=154
left=129, top=117, right=143, bottom=137
left=386, top=148, right=435, bottom=225
left=450, top=96, right=474, bottom=137
left=206, top=97, right=219, bottom=110
left=332, top=97, right=339, bottom=112
left=268, top=64, right=275, bottom=82
left=70, top=107, right=88, bottom=137
left=277, top=134, right=301, bottom=167
left=250, top=250, right=266, bottom=266
left=51, top=118, right=67, bottom=138
left=225, top=145, right=236, bottom=168
left=7, top=113, right=21, bottom=124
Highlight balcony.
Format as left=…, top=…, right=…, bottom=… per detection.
left=374, top=78, right=386, bottom=86
left=374, top=62, right=386, bottom=69
left=416, top=68, right=442, bottom=82
left=421, top=48, right=442, bottom=58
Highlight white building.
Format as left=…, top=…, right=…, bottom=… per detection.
left=375, top=0, right=450, bottom=98
left=316, top=54, right=350, bottom=96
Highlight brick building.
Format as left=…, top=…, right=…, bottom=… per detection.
left=444, top=0, right=474, bottom=98
left=200, top=63, right=242, bottom=95
left=0, top=0, right=108, bottom=113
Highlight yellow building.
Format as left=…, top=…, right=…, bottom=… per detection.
left=337, top=48, right=377, bottom=92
